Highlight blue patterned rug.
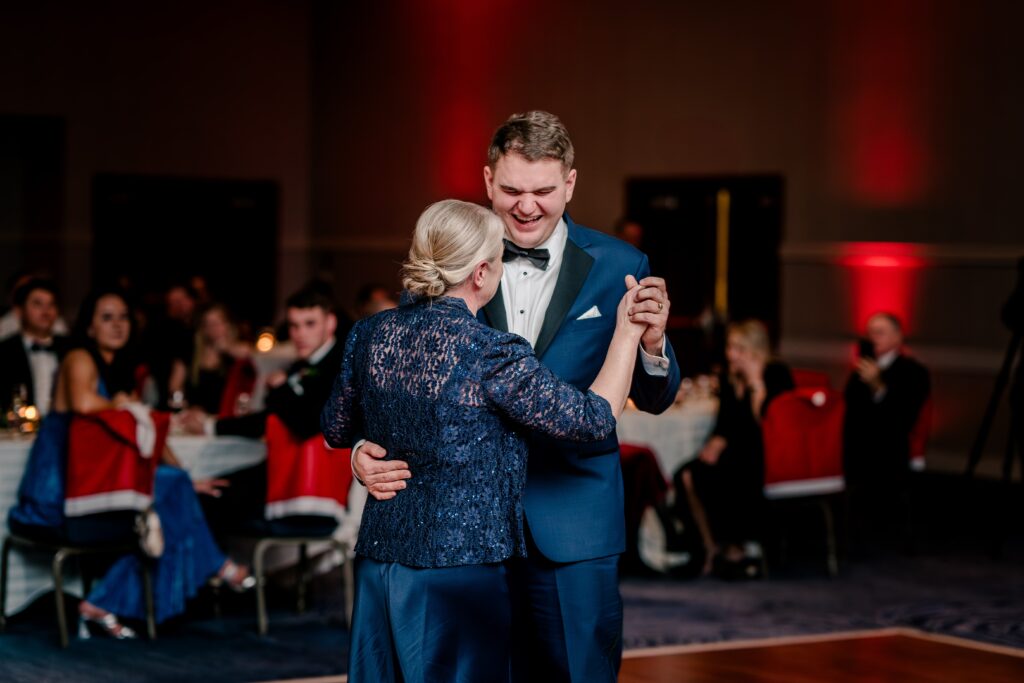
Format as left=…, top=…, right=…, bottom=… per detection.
left=2, top=474, right=1022, bottom=681
left=622, top=552, right=1024, bottom=650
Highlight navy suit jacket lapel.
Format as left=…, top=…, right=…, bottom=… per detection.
left=14, top=342, right=34, bottom=404
left=534, top=221, right=594, bottom=359
left=482, top=287, right=509, bottom=333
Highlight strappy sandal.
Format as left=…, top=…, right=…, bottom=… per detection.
left=78, top=610, right=137, bottom=640
left=211, top=560, right=256, bottom=593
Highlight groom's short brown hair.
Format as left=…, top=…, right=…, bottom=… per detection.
left=487, top=111, right=575, bottom=174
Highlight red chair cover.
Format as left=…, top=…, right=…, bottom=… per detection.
left=791, top=368, right=831, bottom=389
left=762, top=388, right=845, bottom=499
left=909, top=397, right=932, bottom=471
left=64, top=409, right=170, bottom=517
left=218, top=358, right=257, bottom=418
left=620, top=443, right=667, bottom=546
left=264, top=414, right=352, bottom=520
left=134, top=363, right=151, bottom=397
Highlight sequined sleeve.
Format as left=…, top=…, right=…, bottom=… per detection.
left=320, top=320, right=363, bottom=448
left=480, top=334, right=615, bottom=441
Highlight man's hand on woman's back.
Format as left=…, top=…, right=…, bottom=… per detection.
left=353, top=440, right=411, bottom=501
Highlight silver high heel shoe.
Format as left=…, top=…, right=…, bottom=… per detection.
left=210, top=560, right=256, bottom=593
left=78, top=611, right=137, bottom=640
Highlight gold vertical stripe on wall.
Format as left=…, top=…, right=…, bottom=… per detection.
left=715, top=189, right=731, bottom=317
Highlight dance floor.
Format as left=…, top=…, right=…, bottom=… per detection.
left=266, top=628, right=1024, bottom=683
left=619, top=628, right=1024, bottom=682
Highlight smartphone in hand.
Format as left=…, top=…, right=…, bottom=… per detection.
left=858, top=338, right=875, bottom=360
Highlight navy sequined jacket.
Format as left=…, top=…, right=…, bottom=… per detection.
left=321, top=295, right=616, bottom=568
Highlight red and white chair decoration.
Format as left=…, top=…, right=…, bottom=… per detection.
left=264, top=414, right=352, bottom=522
left=218, top=358, right=258, bottom=418
left=64, top=409, right=170, bottom=517
left=761, top=387, right=846, bottom=576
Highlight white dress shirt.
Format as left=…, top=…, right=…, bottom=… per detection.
left=287, top=338, right=337, bottom=396
left=501, top=218, right=669, bottom=375
left=872, top=349, right=899, bottom=402
left=502, top=219, right=569, bottom=347
left=22, top=335, right=59, bottom=416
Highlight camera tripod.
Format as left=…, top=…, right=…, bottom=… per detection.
left=964, top=329, right=1023, bottom=483
left=964, top=257, right=1024, bottom=555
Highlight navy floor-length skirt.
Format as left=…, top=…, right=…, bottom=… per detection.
left=348, top=557, right=511, bottom=683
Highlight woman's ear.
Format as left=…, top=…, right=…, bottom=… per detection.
left=473, top=260, right=489, bottom=288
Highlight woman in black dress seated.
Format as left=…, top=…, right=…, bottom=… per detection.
left=679, top=319, right=793, bottom=576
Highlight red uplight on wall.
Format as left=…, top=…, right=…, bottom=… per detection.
left=828, top=0, right=938, bottom=207
left=422, top=0, right=515, bottom=199
left=838, top=242, right=926, bottom=333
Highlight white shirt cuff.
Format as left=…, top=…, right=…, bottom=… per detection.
left=639, top=338, right=670, bottom=377
left=351, top=438, right=368, bottom=486
left=204, top=416, right=217, bottom=437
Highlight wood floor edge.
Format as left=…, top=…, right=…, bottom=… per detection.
left=622, top=627, right=1024, bottom=660
left=257, top=628, right=1024, bottom=682
left=900, top=628, right=1024, bottom=659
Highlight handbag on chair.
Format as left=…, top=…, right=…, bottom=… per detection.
left=134, top=505, right=164, bottom=558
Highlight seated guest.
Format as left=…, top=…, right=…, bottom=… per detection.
left=0, top=278, right=70, bottom=418
left=678, top=319, right=794, bottom=576
left=180, top=286, right=343, bottom=535
left=142, top=281, right=199, bottom=409
left=166, top=302, right=251, bottom=414
left=354, top=282, right=398, bottom=318
left=844, top=312, right=930, bottom=551
left=8, top=287, right=252, bottom=639
left=0, top=272, right=70, bottom=341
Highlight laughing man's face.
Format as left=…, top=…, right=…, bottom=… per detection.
left=484, top=153, right=576, bottom=249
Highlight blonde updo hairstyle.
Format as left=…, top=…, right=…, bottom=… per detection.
left=402, top=200, right=505, bottom=298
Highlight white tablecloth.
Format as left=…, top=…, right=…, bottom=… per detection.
left=0, top=433, right=265, bottom=615
left=616, top=398, right=718, bottom=477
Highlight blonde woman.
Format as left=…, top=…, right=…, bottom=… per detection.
left=163, top=303, right=250, bottom=413
left=680, top=319, right=794, bottom=577
left=321, top=199, right=646, bottom=682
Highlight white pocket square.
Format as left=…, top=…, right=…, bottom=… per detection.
left=576, top=305, right=602, bottom=320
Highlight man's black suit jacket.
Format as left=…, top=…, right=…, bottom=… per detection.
left=0, top=334, right=71, bottom=414
left=215, top=339, right=343, bottom=441
left=843, top=353, right=930, bottom=482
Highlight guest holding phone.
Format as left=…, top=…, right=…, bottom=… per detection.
left=844, top=312, right=931, bottom=552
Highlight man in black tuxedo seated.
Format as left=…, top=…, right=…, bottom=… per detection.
left=843, top=312, right=931, bottom=553
left=0, top=278, right=70, bottom=420
left=181, top=286, right=343, bottom=536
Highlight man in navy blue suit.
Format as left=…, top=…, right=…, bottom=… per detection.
left=354, top=111, right=680, bottom=682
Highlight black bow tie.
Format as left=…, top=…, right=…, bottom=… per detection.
left=502, top=239, right=551, bottom=271
left=29, top=342, right=54, bottom=353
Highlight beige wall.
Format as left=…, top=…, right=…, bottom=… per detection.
left=0, top=0, right=313, bottom=310
left=2, top=1, right=1020, bottom=473
left=308, top=0, right=1022, bottom=473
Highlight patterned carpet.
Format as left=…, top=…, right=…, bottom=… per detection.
left=1, top=474, right=1022, bottom=681
left=622, top=552, right=1024, bottom=650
